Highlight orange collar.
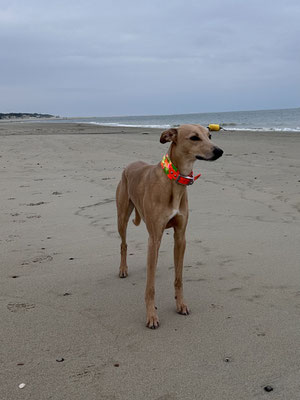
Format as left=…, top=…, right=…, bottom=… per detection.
left=161, top=154, right=201, bottom=186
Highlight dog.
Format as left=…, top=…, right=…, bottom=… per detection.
left=116, top=124, right=223, bottom=328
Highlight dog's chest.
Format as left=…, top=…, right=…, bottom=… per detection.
left=168, top=209, right=179, bottom=220
left=166, top=188, right=186, bottom=221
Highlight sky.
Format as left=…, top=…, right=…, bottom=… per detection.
left=0, top=0, right=299, bottom=117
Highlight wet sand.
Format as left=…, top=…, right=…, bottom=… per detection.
left=1, top=123, right=300, bottom=399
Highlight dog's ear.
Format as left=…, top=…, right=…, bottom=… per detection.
left=160, top=128, right=178, bottom=144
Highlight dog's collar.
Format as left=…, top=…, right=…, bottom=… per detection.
left=160, top=154, right=201, bottom=186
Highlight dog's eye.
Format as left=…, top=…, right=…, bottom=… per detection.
left=208, top=134, right=212, bottom=140
left=190, top=135, right=201, bottom=141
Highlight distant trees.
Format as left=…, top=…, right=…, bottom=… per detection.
left=0, top=113, right=55, bottom=120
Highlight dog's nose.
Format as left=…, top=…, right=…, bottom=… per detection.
left=213, top=147, right=223, bottom=159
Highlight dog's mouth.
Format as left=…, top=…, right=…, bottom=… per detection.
left=196, top=147, right=223, bottom=161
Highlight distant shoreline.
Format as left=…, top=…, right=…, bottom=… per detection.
left=1, top=107, right=299, bottom=132
left=0, top=122, right=299, bottom=137
left=1, top=120, right=298, bottom=134
left=0, top=113, right=59, bottom=122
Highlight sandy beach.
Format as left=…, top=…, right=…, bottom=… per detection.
left=1, top=122, right=300, bottom=399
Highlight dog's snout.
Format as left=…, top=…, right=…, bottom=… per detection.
left=213, top=147, right=223, bottom=159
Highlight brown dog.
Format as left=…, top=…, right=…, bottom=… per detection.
left=116, top=124, right=223, bottom=328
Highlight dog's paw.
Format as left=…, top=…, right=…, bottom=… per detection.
left=146, top=312, right=160, bottom=329
left=119, top=267, right=128, bottom=278
left=176, top=303, right=190, bottom=315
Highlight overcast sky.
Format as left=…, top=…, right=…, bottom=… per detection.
left=1, top=0, right=299, bottom=116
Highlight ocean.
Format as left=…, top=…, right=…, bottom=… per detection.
left=44, top=108, right=300, bottom=132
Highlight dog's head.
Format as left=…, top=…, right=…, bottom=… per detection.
left=160, top=124, right=223, bottom=161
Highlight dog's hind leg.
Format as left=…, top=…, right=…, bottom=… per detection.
left=116, top=176, right=134, bottom=278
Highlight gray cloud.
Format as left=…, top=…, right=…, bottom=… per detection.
left=0, top=0, right=299, bottom=116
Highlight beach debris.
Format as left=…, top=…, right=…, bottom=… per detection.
left=18, top=383, right=26, bottom=389
left=63, top=292, right=71, bottom=296
left=224, top=357, right=231, bottom=363
left=17, top=363, right=24, bottom=366
left=264, top=385, right=274, bottom=392
left=52, top=191, right=62, bottom=195
left=114, top=363, right=120, bottom=367
left=69, top=257, right=74, bottom=260
left=56, top=358, right=64, bottom=362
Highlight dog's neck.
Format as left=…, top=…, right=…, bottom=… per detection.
left=169, top=143, right=195, bottom=176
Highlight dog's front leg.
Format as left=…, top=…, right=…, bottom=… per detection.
left=145, top=233, right=162, bottom=329
left=174, top=226, right=189, bottom=315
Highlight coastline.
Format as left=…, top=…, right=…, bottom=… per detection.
left=1, top=122, right=300, bottom=399
left=1, top=106, right=299, bottom=133
left=0, top=121, right=299, bottom=136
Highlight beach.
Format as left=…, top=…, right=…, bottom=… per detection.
left=1, top=122, right=300, bottom=399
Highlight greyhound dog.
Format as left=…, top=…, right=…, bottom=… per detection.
left=116, top=124, right=223, bottom=328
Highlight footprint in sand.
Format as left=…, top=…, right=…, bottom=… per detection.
left=26, top=201, right=47, bottom=206
left=32, top=254, right=53, bottom=263
left=5, top=234, right=20, bottom=242
left=185, top=278, right=207, bottom=282
left=229, top=287, right=243, bottom=292
left=7, top=303, right=35, bottom=312
left=22, top=254, right=53, bottom=265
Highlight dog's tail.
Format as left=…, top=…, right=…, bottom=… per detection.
left=132, top=207, right=141, bottom=226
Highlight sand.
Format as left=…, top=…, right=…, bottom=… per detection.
left=1, top=122, right=300, bottom=400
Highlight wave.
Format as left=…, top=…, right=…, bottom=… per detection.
left=89, top=122, right=171, bottom=129
left=227, top=127, right=300, bottom=132
left=221, top=122, right=238, bottom=126
left=88, top=122, right=300, bottom=132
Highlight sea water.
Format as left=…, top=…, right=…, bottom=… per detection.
left=40, top=108, right=300, bottom=132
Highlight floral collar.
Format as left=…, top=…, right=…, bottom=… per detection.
left=160, top=154, right=201, bottom=186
